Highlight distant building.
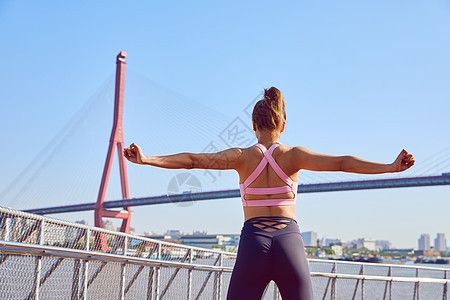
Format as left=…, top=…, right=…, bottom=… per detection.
left=148, top=233, right=240, bottom=250
left=76, top=220, right=88, bottom=226
left=418, top=234, right=431, bottom=251
left=414, top=248, right=441, bottom=257
left=302, top=231, right=317, bottom=247
left=341, top=241, right=354, bottom=249
left=165, top=229, right=183, bottom=235
left=316, top=238, right=322, bottom=248
left=375, top=240, right=391, bottom=251
left=179, top=234, right=236, bottom=249
left=103, top=220, right=116, bottom=232
left=356, top=238, right=376, bottom=251
left=388, top=248, right=414, bottom=254
left=324, top=238, right=342, bottom=247
left=115, top=226, right=135, bottom=233
left=435, top=233, right=447, bottom=252
left=331, top=245, right=343, bottom=256
left=192, top=230, right=207, bottom=235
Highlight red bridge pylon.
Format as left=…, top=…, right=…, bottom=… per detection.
left=95, top=51, right=131, bottom=241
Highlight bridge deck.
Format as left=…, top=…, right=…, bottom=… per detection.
left=24, top=175, right=450, bottom=215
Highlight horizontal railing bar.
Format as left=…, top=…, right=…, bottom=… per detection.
left=308, top=258, right=450, bottom=272
left=23, top=175, right=450, bottom=215
left=1, top=241, right=448, bottom=285
left=0, top=241, right=233, bottom=273
left=310, top=272, right=450, bottom=284
left=0, top=206, right=237, bottom=257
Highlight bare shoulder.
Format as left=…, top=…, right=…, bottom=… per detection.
left=278, top=144, right=309, bottom=163
left=231, top=145, right=260, bottom=172
left=223, top=147, right=245, bottom=155
left=289, top=145, right=312, bottom=156
left=282, top=144, right=311, bottom=158
left=237, top=144, right=260, bottom=159
left=228, top=146, right=253, bottom=166
left=284, top=145, right=322, bottom=171
left=218, top=147, right=246, bottom=163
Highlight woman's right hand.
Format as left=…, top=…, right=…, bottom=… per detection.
left=123, top=143, right=146, bottom=164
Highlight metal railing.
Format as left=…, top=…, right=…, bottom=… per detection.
left=1, top=206, right=449, bottom=299
left=308, top=259, right=449, bottom=299
left=0, top=240, right=233, bottom=299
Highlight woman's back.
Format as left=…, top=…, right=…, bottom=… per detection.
left=237, top=142, right=299, bottom=221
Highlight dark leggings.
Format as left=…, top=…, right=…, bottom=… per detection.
left=227, top=216, right=313, bottom=300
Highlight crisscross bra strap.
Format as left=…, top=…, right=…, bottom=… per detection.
left=240, top=142, right=298, bottom=207
left=263, top=143, right=295, bottom=187
left=242, top=142, right=294, bottom=189
left=241, top=143, right=270, bottom=188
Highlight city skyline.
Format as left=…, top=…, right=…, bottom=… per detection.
left=92, top=219, right=449, bottom=251
left=150, top=229, right=449, bottom=251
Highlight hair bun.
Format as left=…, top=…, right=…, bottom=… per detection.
left=264, top=87, right=282, bottom=107
left=252, top=86, right=286, bottom=132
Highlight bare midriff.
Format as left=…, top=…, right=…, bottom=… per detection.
left=243, top=205, right=296, bottom=220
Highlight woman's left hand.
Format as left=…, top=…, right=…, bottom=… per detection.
left=391, top=149, right=415, bottom=172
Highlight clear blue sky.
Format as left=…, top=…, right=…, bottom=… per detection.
left=1, top=1, right=449, bottom=249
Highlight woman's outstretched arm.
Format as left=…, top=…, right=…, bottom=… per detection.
left=292, top=147, right=414, bottom=174
left=123, top=143, right=243, bottom=170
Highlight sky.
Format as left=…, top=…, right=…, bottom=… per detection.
left=0, top=1, right=449, bottom=249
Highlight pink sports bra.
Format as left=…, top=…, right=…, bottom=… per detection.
left=240, top=142, right=298, bottom=207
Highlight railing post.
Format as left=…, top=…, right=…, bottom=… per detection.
left=71, top=228, right=82, bottom=300
left=155, top=242, right=161, bottom=300
left=331, top=261, right=337, bottom=300
left=361, top=264, right=365, bottom=300
left=81, top=228, right=90, bottom=300
left=324, top=262, right=336, bottom=299
left=71, top=260, right=81, bottom=299
left=383, top=265, right=392, bottom=300
left=443, top=270, right=447, bottom=300
left=389, top=266, right=392, bottom=300
left=3, top=216, right=11, bottom=241
left=414, top=268, right=420, bottom=300
left=119, top=236, right=128, bottom=300
left=33, top=220, right=44, bottom=300
left=218, top=253, right=223, bottom=300
left=187, top=249, right=192, bottom=300
left=147, top=266, right=154, bottom=300
left=146, top=243, right=158, bottom=300
left=212, top=253, right=223, bottom=300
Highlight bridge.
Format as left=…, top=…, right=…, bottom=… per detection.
left=24, top=174, right=450, bottom=215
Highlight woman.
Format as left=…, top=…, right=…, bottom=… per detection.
left=123, top=87, right=414, bottom=300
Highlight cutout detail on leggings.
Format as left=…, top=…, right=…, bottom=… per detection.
left=247, top=216, right=292, bottom=232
